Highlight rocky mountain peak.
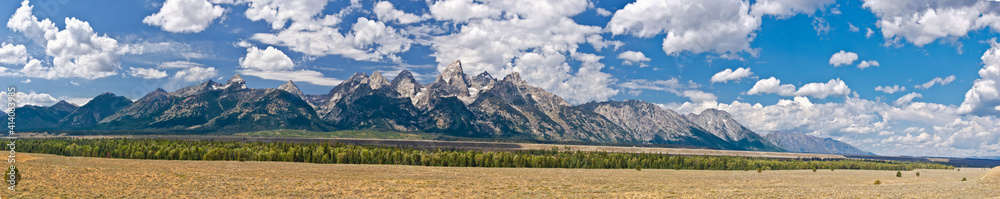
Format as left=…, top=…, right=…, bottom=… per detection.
left=347, top=72, right=369, bottom=83
left=502, top=72, right=525, bottom=85
left=51, top=100, right=79, bottom=112
left=685, top=108, right=783, bottom=151
left=369, top=71, right=390, bottom=90
left=278, top=80, right=306, bottom=99
left=391, top=70, right=422, bottom=99
left=225, top=74, right=247, bottom=90
left=765, top=131, right=874, bottom=155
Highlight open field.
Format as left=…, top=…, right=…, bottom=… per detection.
left=6, top=153, right=998, bottom=198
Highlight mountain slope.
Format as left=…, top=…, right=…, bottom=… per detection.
left=579, top=100, right=738, bottom=149
left=99, top=75, right=330, bottom=132
left=686, top=109, right=784, bottom=151
left=6, top=100, right=78, bottom=130
left=764, top=131, right=875, bottom=155
left=58, top=93, right=132, bottom=128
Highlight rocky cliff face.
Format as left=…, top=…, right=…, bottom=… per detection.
left=686, top=109, right=784, bottom=151
left=390, top=70, right=422, bottom=99
left=764, top=131, right=875, bottom=155
left=579, top=100, right=738, bottom=149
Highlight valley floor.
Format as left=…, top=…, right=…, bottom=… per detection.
left=7, top=153, right=999, bottom=198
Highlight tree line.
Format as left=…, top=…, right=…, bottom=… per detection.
left=19, top=138, right=953, bottom=171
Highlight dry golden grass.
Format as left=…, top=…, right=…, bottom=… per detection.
left=3, top=153, right=998, bottom=198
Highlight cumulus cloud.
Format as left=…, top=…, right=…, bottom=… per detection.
left=857, top=60, right=879, bottom=69
left=747, top=77, right=850, bottom=99
left=915, top=75, right=956, bottom=89
left=682, top=90, right=717, bottom=103
left=237, top=46, right=341, bottom=86
left=829, top=50, right=858, bottom=67
left=428, top=0, right=501, bottom=22
left=127, top=67, right=168, bottom=79
left=239, top=0, right=330, bottom=30
left=374, top=1, right=427, bottom=24
left=0, top=91, right=91, bottom=111
left=749, top=0, right=835, bottom=18
left=595, top=7, right=612, bottom=17
left=0, top=43, right=28, bottom=65
left=863, top=0, right=1000, bottom=46
left=7, top=0, right=123, bottom=80
left=617, top=50, right=650, bottom=67
left=866, top=27, right=875, bottom=38
left=894, top=92, right=922, bottom=106
left=239, top=46, right=294, bottom=71
left=143, top=0, right=226, bottom=33
left=664, top=96, right=1000, bottom=157
left=607, top=0, right=760, bottom=55
left=959, top=39, right=1000, bottom=116
left=875, top=85, right=905, bottom=94
left=252, top=17, right=412, bottom=62
left=429, top=0, right=617, bottom=104
left=173, top=66, right=217, bottom=83
left=848, top=23, right=860, bottom=32
left=710, top=67, right=753, bottom=83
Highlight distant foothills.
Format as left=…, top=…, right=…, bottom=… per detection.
left=0, top=60, right=873, bottom=156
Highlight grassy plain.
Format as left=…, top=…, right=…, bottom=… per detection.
left=6, top=153, right=998, bottom=198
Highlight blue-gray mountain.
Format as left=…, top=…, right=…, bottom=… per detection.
left=764, top=131, right=875, bottom=155
left=12, top=60, right=789, bottom=152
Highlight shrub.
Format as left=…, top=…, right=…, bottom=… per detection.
left=896, top=171, right=902, bottom=177
left=873, top=180, right=881, bottom=185
left=757, top=167, right=763, bottom=173
left=635, top=165, right=641, bottom=171
left=4, top=166, right=19, bottom=186
left=962, top=177, right=967, bottom=181
left=812, top=168, right=817, bottom=172
left=831, top=168, right=835, bottom=171
left=916, top=172, right=920, bottom=177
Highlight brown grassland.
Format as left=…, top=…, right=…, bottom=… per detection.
left=4, top=153, right=999, bottom=198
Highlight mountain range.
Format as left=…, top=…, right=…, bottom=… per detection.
left=4, top=60, right=869, bottom=153
left=764, top=131, right=875, bottom=155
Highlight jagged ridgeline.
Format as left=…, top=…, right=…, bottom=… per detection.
left=15, top=60, right=790, bottom=151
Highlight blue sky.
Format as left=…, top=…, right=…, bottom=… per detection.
left=1, top=0, right=999, bottom=157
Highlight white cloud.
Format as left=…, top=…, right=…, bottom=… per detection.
left=252, top=16, right=412, bottom=62
left=7, top=1, right=123, bottom=80
left=173, top=66, right=218, bottom=83
left=0, top=43, right=28, bottom=65
left=866, top=27, right=875, bottom=38
left=875, top=85, right=905, bottom=94
left=607, top=0, right=761, bottom=56
left=158, top=61, right=203, bottom=69
left=710, top=67, right=753, bottom=83
left=239, top=0, right=330, bottom=30
left=848, top=23, right=860, bottom=32
left=595, top=7, right=612, bottom=17
left=894, top=92, right=923, bottom=106
left=374, top=1, right=427, bottom=24
left=143, top=0, right=226, bottom=33
left=915, top=75, right=956, bottom=89
left=237, top=46, right=341, bottom=86
left=857, top=60, right=879, bottom=69
left=237, top=69, right=341, bottom=86
left=127, top=67, right=168, bottom=79
left=863, top=0, right=1000, bottom=46
left=682, top=90, right=717, bottom=103
left=0, top=91, right=90, bottom=111
left=617, top=50, right=650, bottom=67
left=664, top=96, right=1000, bottom=157
left=747, top=77, right=850, bottom=99
left=959, top=39, right=1000, bottom=116
left=239, top=46, right=294, bottom=71
left=428, top=0, right=501, bottom=22
left=429, top=0, right=617, bottom=104
left=620, top=78, right=699, bottom=93
left=19, top=79, right=29, bottom=83
left=829, top=50, right=858, bottom=67
left=749, top=0, right=835, bottom=18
